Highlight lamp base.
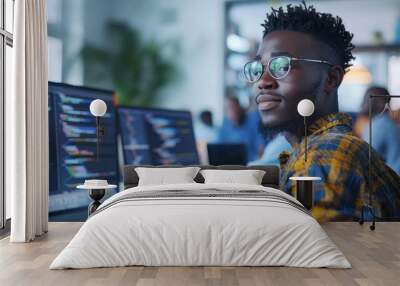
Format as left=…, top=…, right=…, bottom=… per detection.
left=289, top=177, right=320, bottom=210
left=359, top=204, right=376, bottom=231
left=88, top=189, right=106, bottom=216
left=295, top=180, right=314, bottom=210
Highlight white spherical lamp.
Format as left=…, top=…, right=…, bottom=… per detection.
left=89, top=99, right=107, bottom=161
left=297, top=99, right=315, bottom=117
left=90, top=99, right=107, bottom=117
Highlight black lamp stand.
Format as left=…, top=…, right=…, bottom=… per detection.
left=88, top=189, right=106, bottom=216
left=95, top=116, right=105, bottom=161
left=304, top=116, right=308, bottom=163
left=298, top=116, right=313, bottom=209
left=295, top=180, right=314, bottom=209
left=358, top=94, right=400, bottom=231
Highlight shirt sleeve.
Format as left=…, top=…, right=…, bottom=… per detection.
left=217, top=119, right=228, bottom=143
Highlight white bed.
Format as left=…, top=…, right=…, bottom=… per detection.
left=50, top=183, right=351, bottom=269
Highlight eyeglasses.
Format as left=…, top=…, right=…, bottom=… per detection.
left=243, top=56, right=334, bottom=82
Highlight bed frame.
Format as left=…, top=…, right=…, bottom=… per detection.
left=123, top=165, right=280, bottom=189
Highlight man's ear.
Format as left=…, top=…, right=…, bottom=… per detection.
left=324, top=66, right=344, bottom=93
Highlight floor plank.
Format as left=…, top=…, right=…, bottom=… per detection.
left=0, top=222, right=399, bottom=286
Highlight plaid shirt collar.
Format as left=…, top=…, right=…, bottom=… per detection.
left=307, top=112, right=353, bottom=136
left=278, top=112, right=354, bottom=163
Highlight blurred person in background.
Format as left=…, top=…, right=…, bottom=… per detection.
left=360, top=86, right=400, bottom=174
left=195, top=110, right=218, bottom=165
left=248, top=133, right=292, bottom=166
left=353, top=86, right=387, bottom=138
left=218, top=94, right=265, bottom=162
left=195, top=110, right=218, bottom=143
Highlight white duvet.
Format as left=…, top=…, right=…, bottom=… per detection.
left=50, top=183, right=351, bottom=269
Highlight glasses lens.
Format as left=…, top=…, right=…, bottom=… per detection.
left=243, top=61, right=263, bottom=82
left=269, top=57, right=290, bottom=79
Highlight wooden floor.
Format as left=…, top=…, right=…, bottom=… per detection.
left=0, top=222, right=399, bottom=286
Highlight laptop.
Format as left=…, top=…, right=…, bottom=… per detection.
left=207, top=143, right=247, bottom=165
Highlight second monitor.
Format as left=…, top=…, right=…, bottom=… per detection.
left=118, top=106, right=199, bottom=165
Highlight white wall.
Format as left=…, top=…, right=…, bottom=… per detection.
left=80, top=0, right=226, bottom=125
left=232, top=0, right=400, bottom=45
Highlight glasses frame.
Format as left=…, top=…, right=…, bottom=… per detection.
left=243, top=56, right=334, bottom=82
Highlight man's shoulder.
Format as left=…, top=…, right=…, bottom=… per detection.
left=309, top=131, right=367, bottom=153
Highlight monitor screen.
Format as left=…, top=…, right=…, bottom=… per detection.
left=117, top=107, right=199, bottom=165
left=207, top=143, right=247, bottom=166
left=48, top=82, right=119, bottom=213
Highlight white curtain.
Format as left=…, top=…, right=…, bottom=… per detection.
left=7, top=0, right=48, bottom=242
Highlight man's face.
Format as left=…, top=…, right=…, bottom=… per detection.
left=256, top=30, right=330, bottom=129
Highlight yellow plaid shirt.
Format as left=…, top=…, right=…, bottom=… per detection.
left=280, top=112, right=400, bottom=221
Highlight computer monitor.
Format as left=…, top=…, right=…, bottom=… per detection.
left=48, top=82, right=119, bottom=213
left=117, top=106, right=200, bottom=165
left=207, top=143, right=247, bottom=166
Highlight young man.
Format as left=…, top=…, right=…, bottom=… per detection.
left=243, top=2, right=400, bottom=221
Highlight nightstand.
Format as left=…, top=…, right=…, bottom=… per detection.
left=77, top=180, right=117, bottom=216
left=289, top=176, right=321, bottom=210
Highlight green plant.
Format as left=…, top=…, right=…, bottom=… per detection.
left=81, top=21, right=179, bottom=107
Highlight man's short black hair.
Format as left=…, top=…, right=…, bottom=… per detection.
left=262, top=1, right=355, bottom=71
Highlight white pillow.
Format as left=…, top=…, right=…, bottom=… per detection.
left=135, top=167, right=201, bottom=186
left=200, top=169, right=266, bottom=185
